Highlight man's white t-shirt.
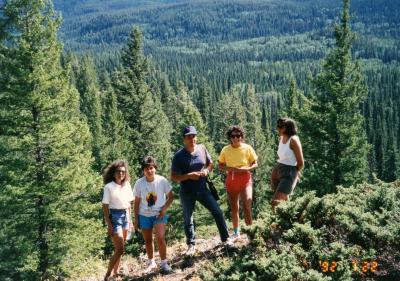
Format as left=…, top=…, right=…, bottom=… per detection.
left=102, top=181, right=134, bottom=209
left=134, top=175, right=172, bottom=217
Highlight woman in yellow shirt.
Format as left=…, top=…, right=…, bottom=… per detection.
left=218, top=125, right=258, bottom=239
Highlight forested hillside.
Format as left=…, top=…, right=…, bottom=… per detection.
left=53, top=0, right=400, bottom=182
left=0, top=0, right=399, bottom=280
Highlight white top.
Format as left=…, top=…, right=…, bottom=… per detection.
left=134, top=175, right=172, bottom=217
left=277, top=136, right=297, bottom=166
left=102, top=181, right=134, bottom=209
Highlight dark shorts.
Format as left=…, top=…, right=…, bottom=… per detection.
left=273, top=163, right=298, bottom=195
left=109, top=209, right=129, bottom=233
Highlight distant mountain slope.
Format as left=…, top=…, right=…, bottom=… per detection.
left=53, top=0, right=400, bottom=53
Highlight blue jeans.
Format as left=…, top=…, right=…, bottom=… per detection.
left=109, top=209, right=129, bottom=233
left=180, top=187, right=229, bottom=245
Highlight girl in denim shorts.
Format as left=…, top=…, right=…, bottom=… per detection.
left=133, top=156, right=174, bottom=274
left=102, top=160, right=134, bottom=280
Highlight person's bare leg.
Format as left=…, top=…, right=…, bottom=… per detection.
left=228, top=191, right=240, bottom=229
left=270, top=167, right=280, bottom=192
left=105, top=230, right=124, bottom=279
left=142, top=229, right=154, bottom=260
left=112, top=229, right=127, bottom=275
left=154, top=223, right=167, bottom=260
left=240, top=185, right=253, bottom=226
left=271, top=191, right=289, bottom=210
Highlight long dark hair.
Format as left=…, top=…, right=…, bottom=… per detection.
left=277, top=118, right=297, bottom=137
left=103, top=160, right=131, bottom=185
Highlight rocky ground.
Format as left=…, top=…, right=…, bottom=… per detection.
left=80, top=234, right=250, bottom=281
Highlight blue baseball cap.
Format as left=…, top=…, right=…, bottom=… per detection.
left=183, top=125, right=197, bottom=136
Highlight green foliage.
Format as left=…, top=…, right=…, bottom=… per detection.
left=0, top=0, right=399, bottom=279
left=298, top=0, right=370, bottom=194
left=100, top=73, right=133, bottom=166
left=54, top=0, right=400, bottom=184
left=112, top=27, right=171, bottom=176
left=201, top=180, right=400, bottom=280
left=69, top=55, right=106, bottom=172
left=0, top=1, right=103, bottom=279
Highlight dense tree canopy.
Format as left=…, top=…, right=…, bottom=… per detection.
left=0, top=0, right=398, bottom=279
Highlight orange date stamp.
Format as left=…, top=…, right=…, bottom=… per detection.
left=319, top=259, right=378, bottom=273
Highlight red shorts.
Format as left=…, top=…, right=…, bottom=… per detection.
left=225, top=171, right=252, bottom=193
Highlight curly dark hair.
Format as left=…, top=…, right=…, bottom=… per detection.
left=226, top=125, right=245, bottom=143
left=103, top=160, right=131, bottom=185
left=141, top=156, right=158, bottom=171
left=277, top=117, right=297, bottom=137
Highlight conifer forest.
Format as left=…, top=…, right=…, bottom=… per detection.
left=0, top=0, right=399, bottom=280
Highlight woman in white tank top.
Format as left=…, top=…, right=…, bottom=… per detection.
left=271, top=118, right=304, bottom=209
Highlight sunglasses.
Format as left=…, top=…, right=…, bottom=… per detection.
left=231, top=134, right=242, bottom=139
left=116, top=169, right=126, bottom=174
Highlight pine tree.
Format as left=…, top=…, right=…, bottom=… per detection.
left=74, top=55, right=106, bottom=172
left=137, top=90, right=172, bottom=175
left=0, top=0, right=103, bottom=279
left=101, top=73, right=132, bottom=166
left=113, top=27, right=171, bottom=176
left=242, top=85, right=275, bottom=214
left=197, top=78, right=213, bottom=131
left=172, top=81, right=209, bottom=151
left=298, top=0, right=370, bottom=194
left=211, top=87, right=247, bottom=152
left=286, top=79, right=301, bottom=118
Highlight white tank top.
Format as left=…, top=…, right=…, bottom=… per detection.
left=277, top=136, right=297, bottom=166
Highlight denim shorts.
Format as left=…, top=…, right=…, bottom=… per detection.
left=109, top=209, right=129, bottom=233
left=139, top=214, right=168, bottom=229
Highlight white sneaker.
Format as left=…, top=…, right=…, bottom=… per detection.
left=160, top=262, right=173, bottom=274
left=144, top=259, right=157, bottom=273
left=231, top=232, right=241, bottom=241
left=185, top=244, right=196, bottom=256
left=223, top=237, right=235, bottom=249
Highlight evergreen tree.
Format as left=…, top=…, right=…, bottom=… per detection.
left=172, top=81, right=209, bottom=151
left=298, top=0, right=370, bottom=194
left=242, top=85, right=275, bottom=214
left=101, top=73, right=132, bottom=167
left=137, top=90, right=172, bottom=175
left=112, top=27, right=171, bottom=176
left=197, top=77, right=213, bottom=131
left=211, top=87, right=247, bottom=152
left=74, top=56, right=105, bottom=172
left=286, top=79, right=301, bottom=118
left=0, top=1, right=102, bottom=279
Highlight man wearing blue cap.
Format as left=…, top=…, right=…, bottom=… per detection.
left=171, top=125, right=232, bottom=255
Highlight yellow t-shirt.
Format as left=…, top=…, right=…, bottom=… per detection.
left=218, top=143, right=258, bottom=168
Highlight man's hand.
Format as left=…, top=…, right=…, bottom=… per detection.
left=186, top=172, right=201, bottom=180
left=200, top=168, right=209, bottom=177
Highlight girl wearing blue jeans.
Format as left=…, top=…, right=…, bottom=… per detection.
left=133, top=156, right=174, bottom=274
